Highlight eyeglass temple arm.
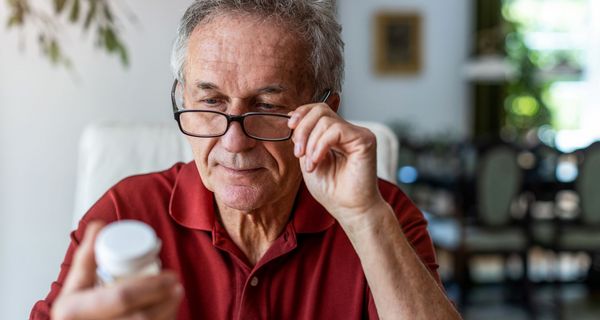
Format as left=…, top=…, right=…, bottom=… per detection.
left=320, top=89, right=332, bottom=103
left=171, top=80, right=179, bottom=116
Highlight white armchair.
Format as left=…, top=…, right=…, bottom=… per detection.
left=72, top=121, right=398, bottom=227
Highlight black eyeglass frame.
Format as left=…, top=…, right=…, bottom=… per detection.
left=170, top=80, right=332, bottom=141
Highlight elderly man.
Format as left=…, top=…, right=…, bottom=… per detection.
left=31, top=0, right=460, bottom=319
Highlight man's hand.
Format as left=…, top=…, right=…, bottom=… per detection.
left=51, top=221, right=184, bottom=320
left=289, top=103, right=462, bottom=319
left=288, top=102, right=387, bottom=227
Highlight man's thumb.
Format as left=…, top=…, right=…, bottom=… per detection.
left=62, top=220, right=105, bottom=293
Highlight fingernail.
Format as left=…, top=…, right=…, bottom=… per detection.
left=290, top=113, right=299, bottom=125
left=173, top=284, right=184, bottom=296
left=294, top=143, right=302, bottom=157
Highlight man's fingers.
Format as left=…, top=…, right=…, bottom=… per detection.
left=305, top=123, right=377, bottom=174
left=131, top=283, right=184, bottom=320
left=111, top=288, right=182, bottom=320
left=287, top=104, right=312, bottom=129
left=289, top=104, right=335, bottom=158
left=56, top=272, right=180, bottom=319
left=62, top=220, right=105, bottom=293
left=304, top=117, right=333, bottom=163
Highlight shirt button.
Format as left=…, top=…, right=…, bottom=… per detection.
left=250, top=276, right=259, bottom=287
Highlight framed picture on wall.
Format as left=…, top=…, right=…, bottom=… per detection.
left=374, top=12, right=422, bottom=75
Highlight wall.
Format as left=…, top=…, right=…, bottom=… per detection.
left=0, top=1, right=190, bottom=318
left=338, top=0, right=471, bottom=139
left=0, top=0, right=470, bottom=318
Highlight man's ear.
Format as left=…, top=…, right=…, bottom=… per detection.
left=326, top=92, right=341, bottom=113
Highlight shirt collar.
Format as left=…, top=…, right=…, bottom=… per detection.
left=169, top=161, right=214, bottom=231
left=169, top=161, right=335, bottom=233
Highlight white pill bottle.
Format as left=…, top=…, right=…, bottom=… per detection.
left=95, top=220, right=162, bottom=284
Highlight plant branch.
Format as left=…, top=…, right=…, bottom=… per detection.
left=4, top=0, right=132, bottom=68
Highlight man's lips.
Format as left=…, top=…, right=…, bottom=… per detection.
left=219, top=165, right=262, bottom=174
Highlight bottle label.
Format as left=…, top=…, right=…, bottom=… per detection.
left=96, top=261, right=161, bottom=285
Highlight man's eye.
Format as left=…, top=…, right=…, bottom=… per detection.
left=256, top=103, right=280, bottom=111
left=197, top=99, right=227, bottom=110
left=202, top=99, right=220, bottom=105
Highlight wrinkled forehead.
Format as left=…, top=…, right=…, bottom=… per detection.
left=183, top=13, right=313, bottom=92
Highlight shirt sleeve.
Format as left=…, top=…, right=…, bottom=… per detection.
left=29, top=190, right=119, bottom=320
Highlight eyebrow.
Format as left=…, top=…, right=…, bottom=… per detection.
left=257, top=85, right=286, bottom=94
left=194, top=81, right=287, bottom=95
left=196, top=81, right=219, bottom=90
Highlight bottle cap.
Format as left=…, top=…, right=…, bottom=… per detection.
left=95, top=220, right=161, bottom=277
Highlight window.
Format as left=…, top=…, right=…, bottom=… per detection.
left=503, top=0, right=599, bottom=151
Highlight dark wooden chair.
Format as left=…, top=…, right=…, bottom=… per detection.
left=552, top=142, right=600, bottom=319
left=455, top=143, right=533, bottom=314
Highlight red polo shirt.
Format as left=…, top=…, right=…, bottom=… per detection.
left=31, top=161, right=439, bottom=319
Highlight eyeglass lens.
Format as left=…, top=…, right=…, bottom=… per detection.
left=179, top=112, right=291, bottom=140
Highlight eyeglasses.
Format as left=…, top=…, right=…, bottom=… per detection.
left=170, top=80, right=331, bottom=141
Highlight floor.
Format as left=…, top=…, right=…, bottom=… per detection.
left=459, top=283, right=600, bottom=320
left=436, top=247, right=600, bottom=319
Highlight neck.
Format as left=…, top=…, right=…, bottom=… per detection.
left=215, top=191, right=297, bottom=266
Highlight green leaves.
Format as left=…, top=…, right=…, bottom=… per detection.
left=83, top=0, right=97, bottom=30
left=6, top=13, right=23, bottom=27
left=54, top=0, right=67, bottom=13
left=5, top=0, right=131, bottom=68
left=69, top=0, right=80, bottom=22
left=103, top=1, right=113, bottom=22
left=6, top=0, right=29, bottom=28
left=98, top=26, right=129, bottom=66
left=38, top=33, right=72, bottom=67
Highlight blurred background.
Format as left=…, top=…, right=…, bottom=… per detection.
left=1, top=0, right=599, bottom=319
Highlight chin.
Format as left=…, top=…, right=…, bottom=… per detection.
left=214, top=184, right=269, bottom=212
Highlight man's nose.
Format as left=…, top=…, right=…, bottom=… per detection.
left=220, top=119, right=257, bottom=152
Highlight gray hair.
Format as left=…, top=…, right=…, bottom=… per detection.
left=170, top=0, right=344, bottom=98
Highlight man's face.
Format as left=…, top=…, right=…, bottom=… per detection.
left=183, top=14, right=313, bottom=212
